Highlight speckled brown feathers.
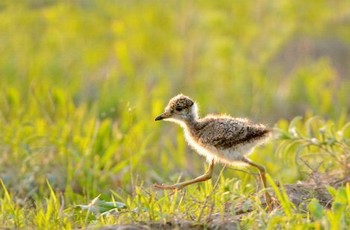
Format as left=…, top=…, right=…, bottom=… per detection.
left=166, top=94, right=194, bottom=112
left=189, top=115, right=271, bottom=150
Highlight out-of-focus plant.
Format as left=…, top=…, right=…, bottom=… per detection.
left=307, top=185, right=350, bottom=229
left=276, top=116, right=350, bottom=178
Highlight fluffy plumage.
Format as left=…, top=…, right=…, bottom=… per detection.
left=154, top=94, right=273, bottom=210
left=155, top=94, right=271, bottom=164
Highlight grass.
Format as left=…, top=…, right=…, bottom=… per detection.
left=1, top=0, right=350, bottom=228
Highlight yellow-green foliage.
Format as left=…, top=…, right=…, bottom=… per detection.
left=0, top=0, right=350, bottom=228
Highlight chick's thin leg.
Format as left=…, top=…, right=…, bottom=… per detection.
left=243, top=157, right=273, bottom=211
left=154, top=160, right=215, bottom=190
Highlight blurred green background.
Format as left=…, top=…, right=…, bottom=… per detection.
left=1, top=0, right=350, bottom=201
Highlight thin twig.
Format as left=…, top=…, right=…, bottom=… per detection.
left=197, top=165, right=226, bottom=222
left=226, top=166, right=259, bottom=176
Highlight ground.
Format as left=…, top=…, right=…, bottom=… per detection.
left=99, top=173, right=349, bottom=230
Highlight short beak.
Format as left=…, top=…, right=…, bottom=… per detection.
left=155, top=115, right=164, bottom=121
left=155, top=111, right=171, bottom=121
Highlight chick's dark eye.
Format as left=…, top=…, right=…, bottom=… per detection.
left=175, top=107, right=182, bottom=112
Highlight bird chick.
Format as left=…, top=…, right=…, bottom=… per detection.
left=155, top=94, right=273, bottom=209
